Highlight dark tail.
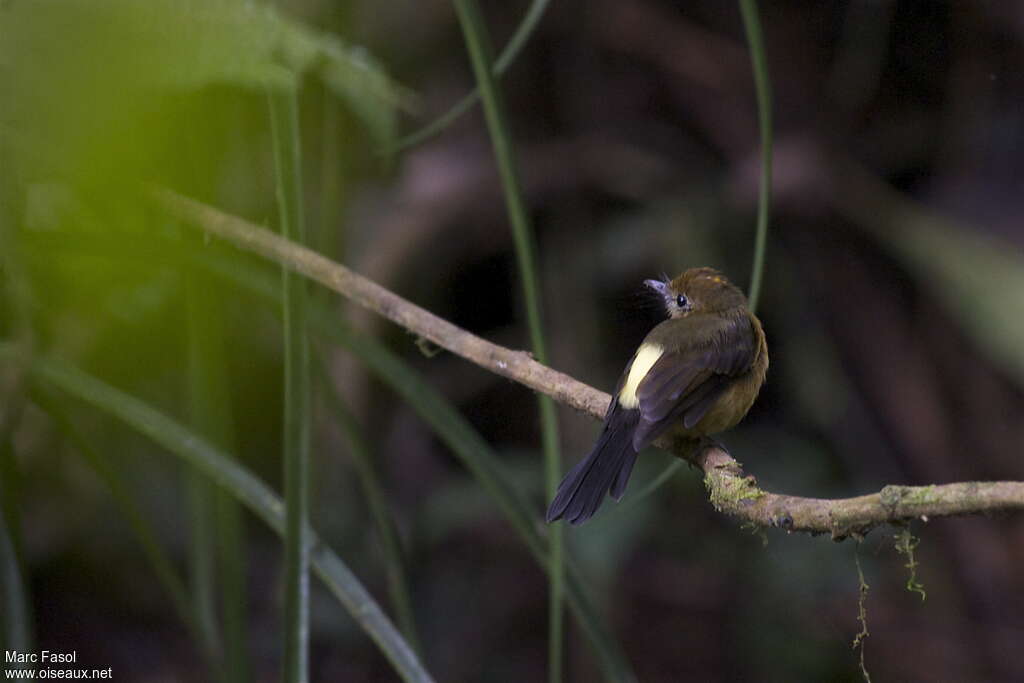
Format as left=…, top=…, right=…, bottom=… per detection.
left=545, top=408, right=639, bottom=525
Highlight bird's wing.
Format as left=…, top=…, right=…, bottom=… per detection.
left=631, top=315, right=756, bottom=450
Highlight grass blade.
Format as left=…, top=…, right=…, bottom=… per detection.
left=185, top=282, right=225, bottom=675
left=320, top=318, right=632, bottom=683
left=739, top=0, right=774, bottom=314
left=314, top=352, right=421, bottom=654
left=217, top=472, right=249, bottom=683
left=21, top=213, right=636, bottom=681
left=0, top=346, right=434, bottom=683
left=182, top=248, right=635, bottom=682
left=452, top=1, right=564, bottom=678
left=29, top=388, right=207, bottom=652
left=0, top=439, right=33, bottom=675
left=185, top=269, right=249, bottom=682
left=393, top=0, right=551, bottom=152
left=268, top=83, right=312, bottom=683
left=621, top=460, right=685, bottom=512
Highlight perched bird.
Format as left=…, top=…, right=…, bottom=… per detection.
left=546, top=267, right=768, bottom=525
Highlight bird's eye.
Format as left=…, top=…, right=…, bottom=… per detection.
left=676, top=294, right=689, bottom=309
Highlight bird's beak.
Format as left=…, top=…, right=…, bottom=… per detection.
left=644, top=279, right=668, bottom=295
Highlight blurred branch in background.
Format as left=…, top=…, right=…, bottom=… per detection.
left=151, top=187, right=1024, bottom=539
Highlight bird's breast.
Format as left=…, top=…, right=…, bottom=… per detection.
left=685, top=371, right=761, bottom=436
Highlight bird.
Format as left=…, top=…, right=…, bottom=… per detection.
left=545, top=267, right=768, bottom=525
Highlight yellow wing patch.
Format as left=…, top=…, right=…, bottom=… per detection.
left=618, top=343, right=663, bottom=409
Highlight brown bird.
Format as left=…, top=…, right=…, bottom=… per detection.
left=546, top=268, right=768, bottom=525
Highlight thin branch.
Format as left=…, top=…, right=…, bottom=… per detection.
left=151, top=187, right=1024, bottom=540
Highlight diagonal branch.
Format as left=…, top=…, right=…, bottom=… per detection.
left=151, top=187, right=1024, bottom=540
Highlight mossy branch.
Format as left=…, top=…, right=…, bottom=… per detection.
left=151, top=187, right=1024, bottom=540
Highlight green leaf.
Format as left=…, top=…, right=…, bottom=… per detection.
left=1, top=0, right=406, bottom=154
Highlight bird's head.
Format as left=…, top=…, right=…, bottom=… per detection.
left=644, top=267, right=748, bottom=318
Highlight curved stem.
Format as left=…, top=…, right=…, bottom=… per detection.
left=315, top=353, right=421, bottom=654
left=31, top=389, right=208, bottom=655
left=739, top=0, right=773, bottom=314
left=621, top=460, right=685, bottom=511
left=268, top=84, right=311, bottom=683
left=451, top=2, right=564, bottom=678
left=1, top=348, right=434, bottom=683
left=392, top=0, right=551, bottom=152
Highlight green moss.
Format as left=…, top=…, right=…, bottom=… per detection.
left=893, top=528, right=927, bottom=601
left=879, top=484, right=939, bottom=509
left=901, top=485, right=938, bottom=505
left=705, top=471, right=765, bottom=512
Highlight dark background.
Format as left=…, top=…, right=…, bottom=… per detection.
left=3, top=1, right=1024, bottom=681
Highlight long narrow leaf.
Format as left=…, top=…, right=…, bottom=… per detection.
left=185, top=282, right=226, bottom=675
left=394, top=0, right=550, bottom=151
left=0, top=442, right=33, bottom=675
left=0, top=345, right=434, bottom=683
left=452, top=2, right=565, bottom=679
left=739, top=0, right=774, bottom=313
left=29, top=388, right=206, bottom=653
left=319, top=317, right=635, bottom=683
left=185, top=270, right=249, bottom=682
left=315, top=353, right=421, bottom=653
left=187, top=233, right=636, bottom=683
left=269, top=84, right=311, bottom=683
left=19, top=223, right=637, bottom=682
